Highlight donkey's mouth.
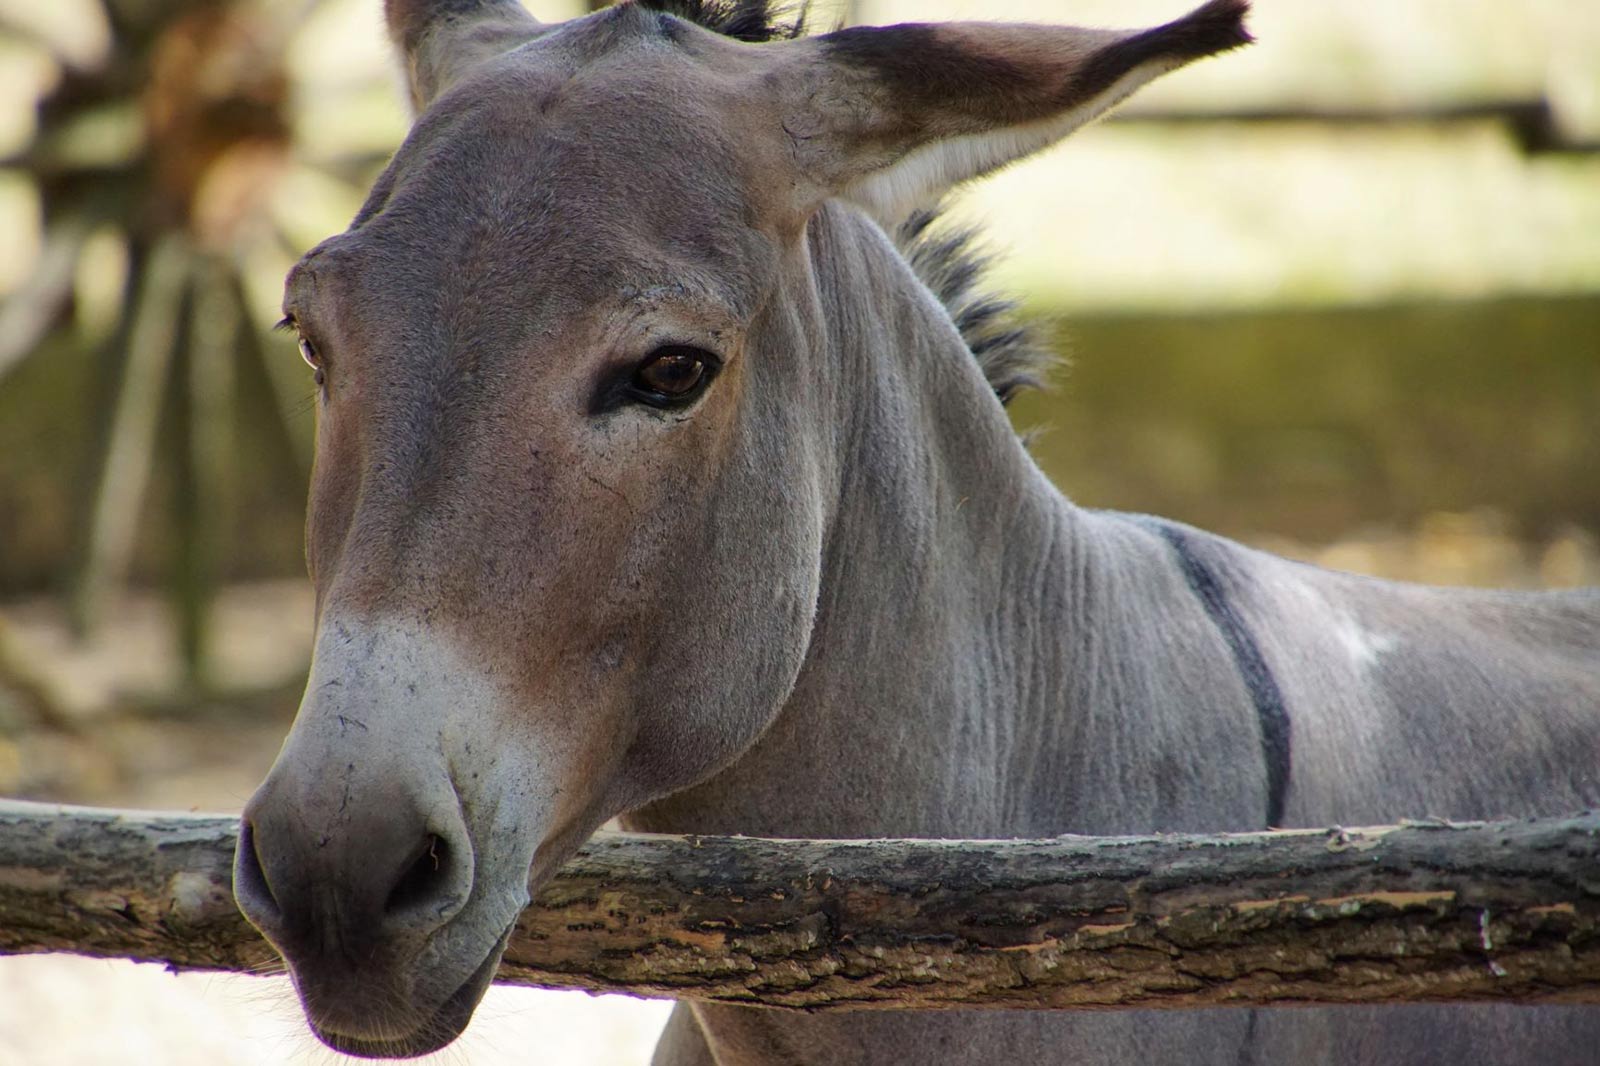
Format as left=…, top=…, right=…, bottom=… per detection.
left=309, top=924, right=514, bottom=1059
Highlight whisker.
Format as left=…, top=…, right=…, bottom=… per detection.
left=288, top=390, right=319, bottom=420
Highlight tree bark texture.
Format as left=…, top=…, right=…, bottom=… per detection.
left=2, top=800, right=1598, bottom=1011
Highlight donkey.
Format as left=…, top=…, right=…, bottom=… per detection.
left=234, top=0, right=1600, bottom=1061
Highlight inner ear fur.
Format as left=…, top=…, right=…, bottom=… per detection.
left=385, top=0, right=545, bottom=112
left=778, top=0, right=1251, bottom=223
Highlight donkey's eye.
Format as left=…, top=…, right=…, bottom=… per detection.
left=297, top=336, right=326, bottom=388
left=629, top=346, right=716, bottom=407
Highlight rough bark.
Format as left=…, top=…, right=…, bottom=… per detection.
left=2, top=799, right=1599, bottom=1011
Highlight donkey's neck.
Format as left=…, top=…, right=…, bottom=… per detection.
left=626, top=207, right=1089, bottom=837
left=626, top=205, right=1269, bottom=840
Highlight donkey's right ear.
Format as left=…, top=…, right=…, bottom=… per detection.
left=385, top=0, right=544, bottom=112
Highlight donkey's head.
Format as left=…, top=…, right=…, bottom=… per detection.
left=235, top=0, right=1248, bottom=1055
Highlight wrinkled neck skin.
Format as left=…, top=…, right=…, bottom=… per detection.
left=620, top=202, right=1600, bottom=1066
left=628, top=202, right=1102, bottom=841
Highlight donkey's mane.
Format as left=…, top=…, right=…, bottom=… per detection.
left=893, top=209, right=1053, bottom=405
left=636, top=0, right=808, bottom=42
left=635, top=0, right=1052, bottom=404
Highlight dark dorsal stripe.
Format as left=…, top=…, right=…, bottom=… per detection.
left=1153, top=522, right=1292, bottom=828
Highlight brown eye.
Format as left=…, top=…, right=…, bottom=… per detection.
left=630, top=345, right=714, bottom=405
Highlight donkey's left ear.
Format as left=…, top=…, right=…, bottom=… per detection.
left=385, top=0, right=544, bottom=113
left=773, top=0, right=1250, bottom=223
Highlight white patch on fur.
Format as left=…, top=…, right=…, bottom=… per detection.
left=844, top=57, right=1187, bottom=225
left=1332, top=614, right=1398, bottom=669
left=286, top=614, right=566, bottom=842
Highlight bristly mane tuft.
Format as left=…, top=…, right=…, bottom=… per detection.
left=895, top=209, right=1055, bottom=405
left=630, top=0, right=1052, bottom=404
left=635, top=0, right=808, bottom=41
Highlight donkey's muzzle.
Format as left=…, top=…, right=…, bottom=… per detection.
left=234, top=764, right=479, bottom=1051
left=233, top=615, right=550, bottom=1054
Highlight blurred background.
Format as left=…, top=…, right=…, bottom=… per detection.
left=0, top=0, right=1596, bottom=1061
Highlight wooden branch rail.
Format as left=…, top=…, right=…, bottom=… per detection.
left=2, top=800, right=1599, bottom=1011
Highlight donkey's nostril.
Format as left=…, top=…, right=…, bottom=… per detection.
left=235, top=818, right=282, bottom=923
left=385, top=833, right=451, bottom=916
left=239, top=780, right=474, bottom=950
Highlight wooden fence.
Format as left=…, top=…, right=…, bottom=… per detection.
left=1, top=800, right=1597, bottom=1010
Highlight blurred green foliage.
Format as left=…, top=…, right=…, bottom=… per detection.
left=0, top=314, right=309, bottom=594
left=1015, top=295, right=1600, bottom=545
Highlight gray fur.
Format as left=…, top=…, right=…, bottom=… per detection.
left=233, top=3, right=1600, bottom=1063
left=634, top=203, right=1600, bottom=1063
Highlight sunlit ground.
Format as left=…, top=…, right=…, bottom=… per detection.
left=0, top=958, right=674, bottom=1066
